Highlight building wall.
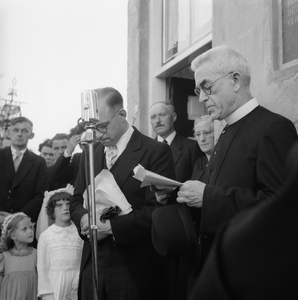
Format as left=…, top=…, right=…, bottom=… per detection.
left=127, top=0, right=298, bottom=135
left=213, top=0, right=298, bottom=129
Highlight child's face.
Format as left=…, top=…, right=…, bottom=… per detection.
left=54, top=199, right=71, bottom=226
left=11, top=218, right=34, bottom=244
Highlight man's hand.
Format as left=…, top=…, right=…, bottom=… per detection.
left=177, top=180, right=206, bottom=208
left=151, top=186, right=173, bottom=205
left=80, top=213, right=113, bottom=241
left=66, top=134, right=82, bottom=156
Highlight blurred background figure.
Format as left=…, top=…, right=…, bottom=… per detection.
left=38, top=139, right=55, bottom=168
left=49, top=124, right=84, bottom=189
left=51, top=133, right=69, bottom=163
left=191, top=115, right=214, bottom=180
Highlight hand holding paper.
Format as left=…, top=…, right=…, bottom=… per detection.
left=133, top=164, right=182, bottom=190
left=83, top=169, right=132, bottom=223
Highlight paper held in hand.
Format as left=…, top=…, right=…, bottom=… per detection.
left=133, top=164, right=182, bottom=190
left=83, top=169, right=132, bottom=220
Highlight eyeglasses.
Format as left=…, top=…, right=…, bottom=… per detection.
left=95, top=108, right=122, bottom=133
left=194, top=71, right=234, bottom=97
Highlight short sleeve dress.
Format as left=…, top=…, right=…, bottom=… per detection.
left=37, top=222, right=83, bottom=300
left=0, top=247, right=38, bottom=300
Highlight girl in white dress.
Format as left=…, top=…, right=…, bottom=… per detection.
left=37, top=191, right=83, bottom=300
left=0, top=213, right=37, bottom=300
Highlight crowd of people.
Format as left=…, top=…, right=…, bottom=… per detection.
left=0, top=45, right=297, bottom=300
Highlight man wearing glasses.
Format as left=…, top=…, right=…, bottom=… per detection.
left=70, top=87, right=175, bottom=300
left=153, top=45, right=298, bottom=286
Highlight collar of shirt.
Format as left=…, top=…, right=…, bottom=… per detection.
left=225, top=98, right=259, bottom=125
left=104, top=124, right=134, bottom=157
left=10, top=146, right=26, bottom=160
left=157, top=130, right=176, bottom=145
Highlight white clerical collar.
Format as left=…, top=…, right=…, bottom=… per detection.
left=157, top=130, right=176, bottom=145
left=225, top=98, right=259, bottom=125
left=104, top=123, right=134, bottom=157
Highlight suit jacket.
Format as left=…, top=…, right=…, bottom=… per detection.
left=168, top=133, right=202, bottom=183
left=0, top=147, right=49, bottom=222
left=50, top=152, right=81, bottom=188
left=70, top=127, right=176, bottom=300
left=190, top=141, right=298, bottom=300
left=197, top=105, right=297, bottom=269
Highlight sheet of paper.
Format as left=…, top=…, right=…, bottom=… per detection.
left=83, top=169, right=132, bottom=217
left=133, top=164, right=182, bottom=190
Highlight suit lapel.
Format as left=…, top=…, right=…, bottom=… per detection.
left=13, top=150, right=34, bottom=189
left=170, top=135, right=182, bottom=165
left=0, top=147, right=15, bottom=183
left=113, top=128, right=146, bottom=189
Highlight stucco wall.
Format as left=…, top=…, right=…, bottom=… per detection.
left=127, top=0, right=150, bottom=133
left=213, top=0, right=298, bottom=130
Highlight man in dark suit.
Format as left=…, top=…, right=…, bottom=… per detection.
left=0, top=117, right=48, bottom=225
left=153, top=46, right=297, bottom=295
left=176, top=45, right=298, bottom=273
left=190, top=141, right=298, bottom=300
left=70, top=87, right=175, bottom=300
left=50, top=126, right=83, bottom=188
left=150, top=101, right=202, bottom=183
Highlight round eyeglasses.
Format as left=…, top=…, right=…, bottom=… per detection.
left=95, top=108, right=122, bottom=133
left=194, top=71, right=234, bottom=97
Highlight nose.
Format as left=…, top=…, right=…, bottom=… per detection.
left=199, top=91, right=209, bottom=103
left=200, top=134, right=206, bottom=142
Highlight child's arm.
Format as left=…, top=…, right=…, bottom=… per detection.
left=37, top=233, right=54, bottom=299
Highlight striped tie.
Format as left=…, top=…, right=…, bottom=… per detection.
left=14, top=151, right=22, bottom=172
left=106, top=146, right=118, bottom=169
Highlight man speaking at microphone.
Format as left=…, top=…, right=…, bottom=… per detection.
left=70, top=87, right=175, bottom=300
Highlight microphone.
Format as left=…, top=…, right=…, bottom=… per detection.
left=79, top=90, right=100, bottom=144
left=81, top=90, right=100, bottom=124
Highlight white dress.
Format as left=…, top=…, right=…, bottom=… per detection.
left=37, top=222, right=83, bottom=300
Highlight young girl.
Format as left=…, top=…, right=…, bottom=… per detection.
left=0, top=212, right=38, bottom=300
left=37, top=191, right=83, bottom=300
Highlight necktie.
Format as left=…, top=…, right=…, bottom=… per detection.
left=106, top=146, right=118, bottom=169
left=14, top=151, right=22, bottom=172
left=163, top=139, right=168, bottom=144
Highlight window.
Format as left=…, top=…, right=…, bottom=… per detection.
left=163, top=0, right=212, bottom=63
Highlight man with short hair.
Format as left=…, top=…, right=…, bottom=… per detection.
left=150, top=101, right=202, bottom=183
left=70, top=87, right=175, bottom=300
left=50, top=127, right=82, bottom=188
left=38, top=139, right=55, bottom=167
left=51, top=133, right=69, bottom=162
left=177, top=45, right=298, bottom=271
left=0, top=117, right=48, bottom=224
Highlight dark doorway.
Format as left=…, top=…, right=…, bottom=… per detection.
left=170, top=77, right=207, bottom=138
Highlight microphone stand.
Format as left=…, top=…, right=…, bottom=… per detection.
left=81, top=126, right=99, bottom=300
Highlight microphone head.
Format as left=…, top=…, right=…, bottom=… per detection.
left=81, top=90, right=100, bottom=123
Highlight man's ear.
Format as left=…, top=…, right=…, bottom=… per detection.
left=29, top=132, right=35, bottom=140
left=119, top=109, right=127, bottom=120
left=232, top=72, right=241, bottom=92
left=172, top=112, right=177, bottom=122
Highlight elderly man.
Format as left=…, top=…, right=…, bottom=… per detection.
left=150, top=101, right=202, bottom=183
left=70, top=87, right=175, bottom=300
left=177, top=45, right=298, bottom=271
left=152, top=46, right=298, bottom=294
